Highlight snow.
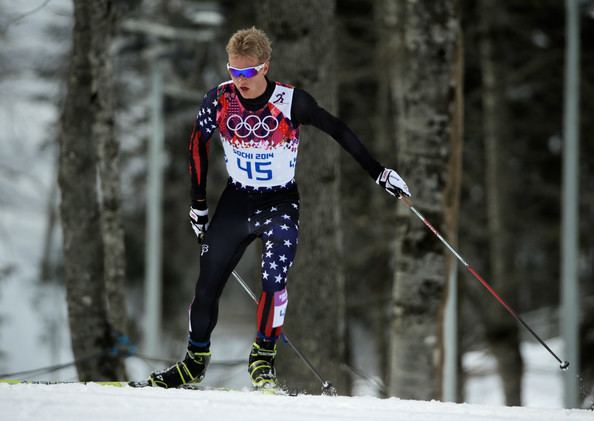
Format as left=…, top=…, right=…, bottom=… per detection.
left=464, top=339, right=566, bottom=408
left=0, top=382, right=592, bottom=421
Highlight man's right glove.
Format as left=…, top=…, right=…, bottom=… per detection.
left=376, top=168, right=411, bottom=198
left=189, top=200, right=209, bottom=243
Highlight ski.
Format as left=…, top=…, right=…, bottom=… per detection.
left=0, top=379, right=128, bottom=387
left=186, top=383, right=298, bottom=396
left=130, top=379, right=297, bottom=396
left=1, top=379, right=298, bottom=396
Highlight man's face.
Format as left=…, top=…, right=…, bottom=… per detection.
left=228, top=55, right=269, bottom=99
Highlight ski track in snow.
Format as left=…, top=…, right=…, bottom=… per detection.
left=0, top=383, right=591, bottom=421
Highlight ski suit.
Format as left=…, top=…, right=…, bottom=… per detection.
left=187, top=78, right=383, bottom=347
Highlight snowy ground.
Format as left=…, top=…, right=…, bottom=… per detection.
left=464, top=338, right=568, bottom=408
left=1, top=382, right=592, bottom=421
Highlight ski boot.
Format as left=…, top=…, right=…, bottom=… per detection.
left=148, top=349, right=211, bottom=388
left=248, top=338, right=277, bottom=389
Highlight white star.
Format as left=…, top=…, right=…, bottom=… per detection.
left=266, top=241, right=274, bottom=250
left=267, top=229, right=273, bottom=236
left=270, top=207, right=278, bottom=212
left=283, top=266, right=288, bottom=273
left=255, top=210, right=262, bottom=214
left=265, top=251, right=273, bottom=258
left=275, top=274, right=283, bottom=283
left=255, top=222, right=261, bottom=227
left=279, top=255, right=287, bottom=262
left=264, top=219, right=272, bottom=225
left=282, top=214, right=291, bottom=220
left=206, top=107, right=211, bottom=114
left=284, top=240, right=292, bottom=247
left=280, top=224, right=289, bottom=231
left=263, top=271, right=269, bottom=280
left=292, top=203, right=298, bottom=209
left=270, top=261, right=278, bottom=270
left=212, top=99, right=218, bottom=107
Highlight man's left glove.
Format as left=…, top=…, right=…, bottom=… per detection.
left=189, top=200, right=209, bottom=243
left=376, top=168, right=411, bottom=198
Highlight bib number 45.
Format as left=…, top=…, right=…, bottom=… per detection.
left=237, top=158, right=272, bottom=181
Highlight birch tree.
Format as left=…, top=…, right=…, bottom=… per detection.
left=336, top=0, right=396, bottom=394
left=58, top=0, right=127, bottom=381
left=387, top=0, right=463, bottom=400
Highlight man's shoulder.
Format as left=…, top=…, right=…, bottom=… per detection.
left=273, top=80, right=295, bottom=90
left=269, top=82, right=315, bottom=104
left=205, top=80, right=233, bottom=95
left=271, top=82, right=309, bottom=98
left=217, top=80, right=234, bottom=89
left=200, top=81, right=233, bottom=103
left=215, top=80, right=234, bottom=95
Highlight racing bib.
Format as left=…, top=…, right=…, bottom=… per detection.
left=217, top=82, right=300, bottom=188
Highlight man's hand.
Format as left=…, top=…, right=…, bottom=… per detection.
left=376, top=168, right=411, bottom=198
left=189, top=200, right=209, bottom=243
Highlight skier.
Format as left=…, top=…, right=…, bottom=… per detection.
left=147, top=27, right=411, bottom=389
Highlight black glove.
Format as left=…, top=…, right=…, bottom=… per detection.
left=189, top=200, right=209, bottom=243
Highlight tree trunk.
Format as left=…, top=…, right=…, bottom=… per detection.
left=90, top=1, right=128, bottom=378
left=335, top=0, right=394, bottom=396
left=258, top=0, right=349, bottom=394
left=444, top=25, right=465, bottom=403
left=387, top=0, right=462, bottom=400
left=58, top=0, right=125, bottom=381
left=580, top=300, right=594, bottom=408
left=373, top=0, right=406, bottom=394
left=478, top=0, right=523, bottom=405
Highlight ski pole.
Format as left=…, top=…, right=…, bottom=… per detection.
left=399, top=196, right=570, bottom=371
left=231, top=270, right=337, bottom=395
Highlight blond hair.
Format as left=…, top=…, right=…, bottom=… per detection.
left=226, top=27, right=272, bottom=63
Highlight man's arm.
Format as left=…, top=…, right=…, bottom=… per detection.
left=291, top=88, right=410, bottom=197
left=188, top=87, right=218, bottom=202
left=291, top=88, right=383, bottom=180
left=188, top=87, right=218, bottom=242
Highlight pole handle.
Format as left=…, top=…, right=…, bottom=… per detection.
left=400, top=195, right=413, bottom=208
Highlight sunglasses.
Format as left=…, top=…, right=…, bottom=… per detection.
left=226, top=63, right=266, bottom=79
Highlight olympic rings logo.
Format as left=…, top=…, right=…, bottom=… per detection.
left=226, top=114, right=279, bottom=139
